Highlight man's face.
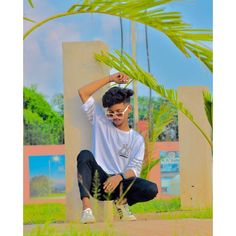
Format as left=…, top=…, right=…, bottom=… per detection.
left=106, top=102, right=131, bottom=126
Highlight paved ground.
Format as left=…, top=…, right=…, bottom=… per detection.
left=24, top=215, right=212, bottom=236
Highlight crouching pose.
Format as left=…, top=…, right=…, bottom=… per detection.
left=77, top=72, right=158, bottom=223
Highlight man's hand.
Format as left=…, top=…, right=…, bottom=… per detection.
left=103, top=175, right=122, bottom=193
left=110, top=72, right=129, bottom=84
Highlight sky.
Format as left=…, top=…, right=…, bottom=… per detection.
left=29, top=154, right=65, bottom=185
left=23, top=0, right=212, bottom=102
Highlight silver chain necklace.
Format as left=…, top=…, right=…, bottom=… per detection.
left=114, top=125, right=132, bottom=159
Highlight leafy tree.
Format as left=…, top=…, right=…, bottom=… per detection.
left=30, top=175, right=52, bottom=197
left=51, top=93, right=64, bottom=117
left=24, top=86, right=64, bottom=145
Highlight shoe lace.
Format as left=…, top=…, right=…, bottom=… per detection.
left=124, top=204, right=133, bottom=216
left=82, top=208, right=92, bottom=217
left=117, top=204, right=132, bottom=217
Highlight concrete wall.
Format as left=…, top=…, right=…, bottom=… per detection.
left=147, top=142, right=179, bottom=199
left=62, top=41, right=111, bottom=222
left=23, top=142, right=179, bottom=204
left=178, top=86, right=212, bottom=209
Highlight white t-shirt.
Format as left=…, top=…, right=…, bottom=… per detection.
left=81, top=96, right=145, bottom=177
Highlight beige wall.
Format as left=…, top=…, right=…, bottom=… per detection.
left=62, top=41, right=111, bottom=222
left=178, top=86, right=212, bottom=209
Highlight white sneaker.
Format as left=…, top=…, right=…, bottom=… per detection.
left=115, top=203, right=137, bottom=221
left=80, top=208, right=96, bottom=224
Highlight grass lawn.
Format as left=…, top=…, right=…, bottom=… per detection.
left=130, top=198, right=181, bottom=213
left=24, top=222, right=122, bottom=236
left=30, top=193, right=65, bottom=200
left=24, top=203, right=66, bottom=224
left=24, top=197, right=212, bottom=224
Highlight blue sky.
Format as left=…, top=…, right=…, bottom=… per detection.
left=23, top=0, right=212, bottom=101
left=29, top=155, right=65, bottom=183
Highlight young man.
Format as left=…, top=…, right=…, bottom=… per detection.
left=77, top=72, right=158, bottom=224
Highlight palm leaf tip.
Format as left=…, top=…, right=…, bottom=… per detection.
left=24, top=17, right=36, bottom=23
left=27, top=0, right=35, bottom=8
left=203, top=91, right=213, bottom=127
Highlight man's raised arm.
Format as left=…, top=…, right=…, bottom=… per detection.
left=78, top=72, right=129, bottom=103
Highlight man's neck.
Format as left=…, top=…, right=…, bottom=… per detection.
left=113, top=122, right=130, bottom=131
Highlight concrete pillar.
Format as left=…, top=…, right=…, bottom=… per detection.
left=62, top=41, right=112, bottom=222
left=178, top=86, right=212, bottom=209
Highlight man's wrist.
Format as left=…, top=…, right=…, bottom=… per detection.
left=119, top=173, right=127, bottom=180
left=108, top=75, right=113, bottom=83
left=116, top=174, right=123, bottom=182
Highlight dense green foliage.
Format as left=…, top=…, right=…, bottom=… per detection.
left=130, top=96, right=178, bottom=141
left=23, top=86, right=64, bottom=145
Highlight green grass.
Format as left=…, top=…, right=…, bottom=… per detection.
left=151, top=208, right=212, bottom=220
left=24, top=198, right=212, bottom=225
left=24, top=222, right=126, bottom=236
left=30, top=193, right=65, bottom=199
left=130, top=197, right=181, bottom=214
left=24, top=203, right=66, bottom=224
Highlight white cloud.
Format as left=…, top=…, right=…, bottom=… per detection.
left=24, top=19, right=82, bottom=99
left=100, top=14, right=120, bottom=41
left=45, top=22, right=81, bottom=56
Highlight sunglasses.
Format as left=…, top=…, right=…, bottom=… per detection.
left=106, top=105, right=129, bottom=119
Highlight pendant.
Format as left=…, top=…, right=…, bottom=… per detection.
left=118, top=144, right=131, bottom=159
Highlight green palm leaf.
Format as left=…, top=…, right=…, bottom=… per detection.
left=23, top=0, right=212, bottom=72
left=24, top=17, right=36, bottom=23
left=203, top=91, right=213, bottom=128
left=151, top=103, right=175, bottom=141
left=95, top=50, right=212, bottom=149
left=27, top=0, right=35, bottom=8
left=140, top=158, right=160, bottom=179
left=139, top=100, right=175, bottom=179
left=140, top=102, right=175, bottom=179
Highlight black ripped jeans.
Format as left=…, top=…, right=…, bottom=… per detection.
left=77, top=150, right=158, bottom=206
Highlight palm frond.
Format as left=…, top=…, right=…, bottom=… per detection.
left=24, top=17, right=36, bottom=23
left=23, top=0, right=212, bottom=72
left=203, top=91, right=213, bottom=128
left=151, top=103, right=175, bottom=141
left=95, top=50, right=212, bottom=148
left=140, top=102, right=175, bottom=179
left=140, top=158, right=160, bottom=179
left=27, top=0, right=35, bottom=8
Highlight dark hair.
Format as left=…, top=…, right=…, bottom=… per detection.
left=102, top=86, right=134, bottom=108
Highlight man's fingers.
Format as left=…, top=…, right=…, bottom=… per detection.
left=105, top=186, right=114, bottom=193
left=104, top=185, right=111, bottom=192
left=103, top=180, right=112, bottom=190
left=120, top=74, right=124, bottom=80
left=103, top=181, right=108, bottom=189
left=104, top=182, right=115, bottom=192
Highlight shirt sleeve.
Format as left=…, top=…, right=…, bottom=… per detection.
left=80, top=96, right=96, bottom=125
left=125, top=137, right=145, bottom=177
left=80, top=96, right=107, bottom=125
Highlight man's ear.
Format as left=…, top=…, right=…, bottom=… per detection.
left=128, top=104, right=132, bottom=112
